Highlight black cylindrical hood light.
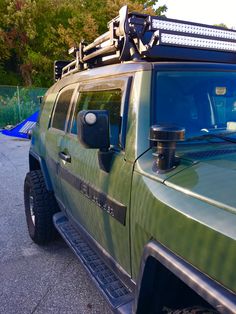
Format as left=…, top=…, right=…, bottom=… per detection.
left=150, top=125, right=185, bottom=172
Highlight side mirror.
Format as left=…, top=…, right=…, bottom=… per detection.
left=77, top=110, right=110, bottom=149
left=27, top=128, right=33, bottom=140
left=37, top=96, right=43, bottom=105
left=77, top=110, right=113, bottom=172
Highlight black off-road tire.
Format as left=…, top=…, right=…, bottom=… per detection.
left=24, top=170, right=59, bottom=245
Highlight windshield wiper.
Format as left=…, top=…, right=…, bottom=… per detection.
left=186, top=132, right=236, bottom=143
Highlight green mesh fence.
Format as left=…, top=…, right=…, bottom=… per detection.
left=0, top=85, right=47, bottom=128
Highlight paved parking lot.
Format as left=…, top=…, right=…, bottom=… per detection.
left=0, top=134, right=112, bottom=314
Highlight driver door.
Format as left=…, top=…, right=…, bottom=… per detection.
left=59, top=76, right=133, bottom=273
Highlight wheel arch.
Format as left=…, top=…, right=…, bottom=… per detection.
left=134, top=240, right=236, bottom=314
left=29, top=149, right=53, bottom=191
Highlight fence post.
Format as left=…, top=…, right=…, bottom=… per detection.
left=17, top=85, right=21, bottom=121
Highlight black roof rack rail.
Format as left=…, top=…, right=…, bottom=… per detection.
left=57, top=5, right=236, bottom=80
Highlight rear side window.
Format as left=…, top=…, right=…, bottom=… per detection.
left=51, top=89, right=74, bottom=130
left=71, top=89, right=122, bottom=146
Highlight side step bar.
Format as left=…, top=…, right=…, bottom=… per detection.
left=53, top=212, right=134, bottom=313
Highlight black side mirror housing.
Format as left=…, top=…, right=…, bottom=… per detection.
left=77, top=110, right=110, bottom=149
left=27, top=128, right=33, bottom=140
left=77, top=110, right=113, bottom=172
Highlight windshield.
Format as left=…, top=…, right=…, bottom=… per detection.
left=154, top=71, right=236, bottom=139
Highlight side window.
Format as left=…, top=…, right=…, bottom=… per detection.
left=51, top=89, right=74, bottom=130
left=71, top=89, right=122, bottom=146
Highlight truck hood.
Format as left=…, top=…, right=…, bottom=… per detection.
left=165, top=143, right=236, bottom=213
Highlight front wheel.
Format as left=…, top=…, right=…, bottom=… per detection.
left=24, top=170, right=59, bottom=245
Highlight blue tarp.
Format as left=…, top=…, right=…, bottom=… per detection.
left=1, top=111, right=39, bottom=139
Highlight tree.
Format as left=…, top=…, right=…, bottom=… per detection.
left=214, top=23, right=228, bottom=29
left=0, top=0, right=167, bottom=87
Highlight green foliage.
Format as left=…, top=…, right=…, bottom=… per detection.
left=214, top=23, right=228, bottom=29
left=0, top=70, right=22, bottom=86
left=0, top=0, right=167, bottom=87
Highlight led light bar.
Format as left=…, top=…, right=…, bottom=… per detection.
left=152, top=18, right=236, bottom=40
left=160, top=33, right=236, bottom=52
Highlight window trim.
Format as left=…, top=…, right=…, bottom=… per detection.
left=67, top=76, right=133, bottom=150
left=49, top=84, right=77, bottom=132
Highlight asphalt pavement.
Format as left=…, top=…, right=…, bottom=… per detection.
left=0, top=133, right=112, bottom=314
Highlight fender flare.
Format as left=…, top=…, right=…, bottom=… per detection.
left=135, top=240, right=236, bottom=314
left=29, top=149, right=53, bottom=191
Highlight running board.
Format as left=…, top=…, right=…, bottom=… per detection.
left=53, top=212, right=134, bottom=313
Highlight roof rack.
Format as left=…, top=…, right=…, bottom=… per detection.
left=56, top=5, right=236, bottom=80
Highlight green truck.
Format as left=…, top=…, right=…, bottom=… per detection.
left=24, top=6, right=236, bottom=313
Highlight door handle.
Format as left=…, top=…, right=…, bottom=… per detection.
left=59, top=151, right=71, bottom=163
